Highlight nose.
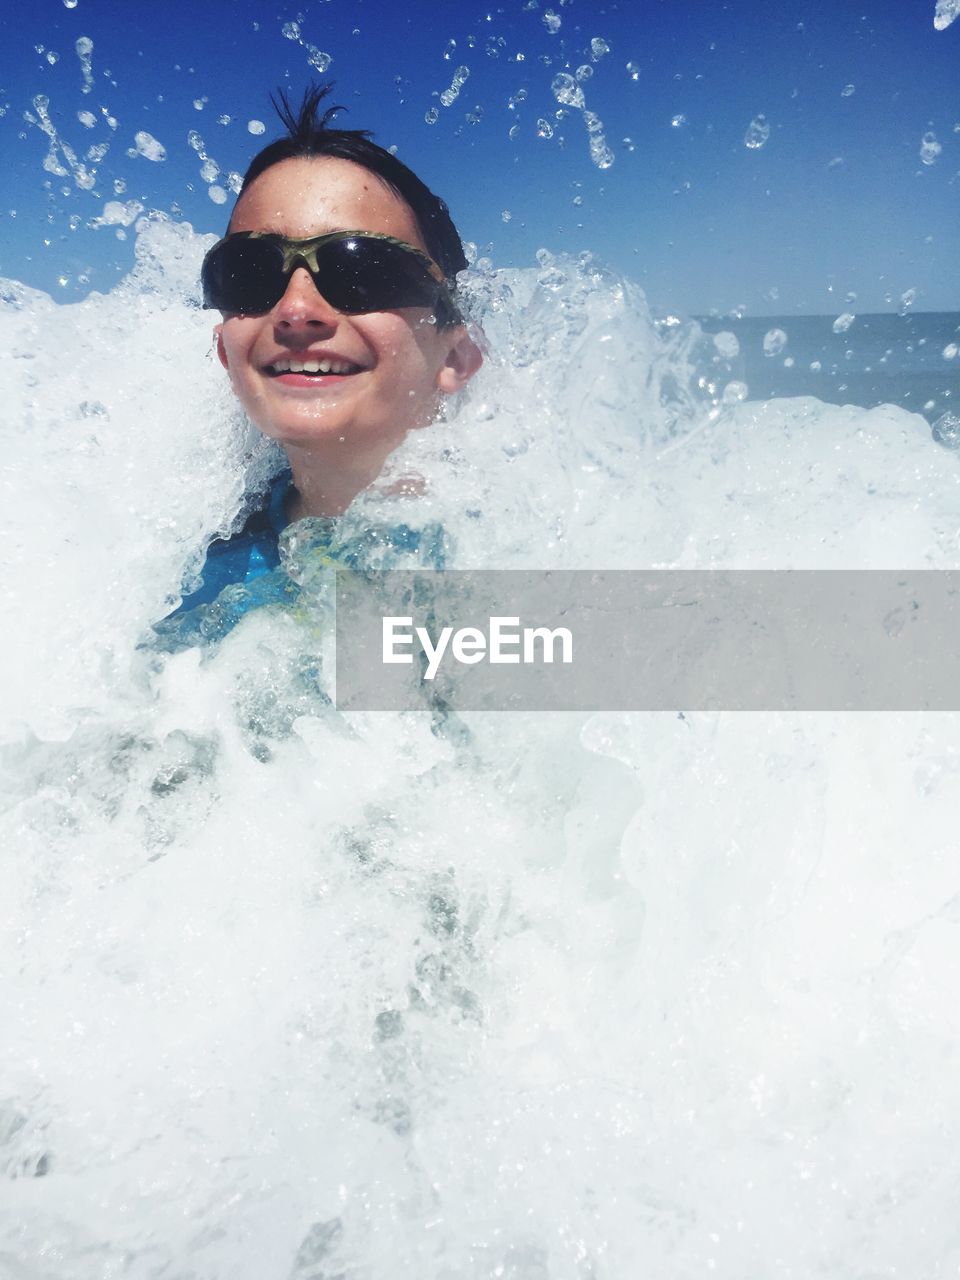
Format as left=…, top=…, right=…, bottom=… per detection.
left=272, top=266, right=340, bottom=330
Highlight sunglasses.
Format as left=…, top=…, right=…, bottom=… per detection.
left=201, top=229, right=461, bottom=323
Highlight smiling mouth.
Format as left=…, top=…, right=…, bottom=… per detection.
left=266, top=358, right=363, bottom=376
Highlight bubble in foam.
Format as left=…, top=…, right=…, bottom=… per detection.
left=934, top=0, right=960, bottom=29
left=75, top=35, right=94, bottom=94
left=744, top=113, right=770, bottom=148
left=833, top=312, right=856, bottom=334
left=763, top=327, right=787, bottom=357
left=722, top=380, right=748, bottom=402
left=247, top=119, right=265, bottom=135
left=919, top=130, right=941, bottom=165
left=932, top=411, right=960, bottom=447
left=133, top=130, right=166, bottom=161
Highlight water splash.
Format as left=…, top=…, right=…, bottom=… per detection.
left=744, top=113, right=771, bottom=149
left=75, top=35, right=94, bottom=93
left=551, top=73, right=615, bottom=168
left=279, top=17, right=332, bottom=73
left=5, top=219, right=960, bottom=1278
left=28, top=94, right=98, bottom=189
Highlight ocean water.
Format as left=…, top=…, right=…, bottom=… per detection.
left=4, top=220, right=960, bottom=1279
left=695, top=311, right=960, bottom=427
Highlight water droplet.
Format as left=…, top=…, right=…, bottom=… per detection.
left=46, top=51, right=60, bottom=65
left=247, top=119, right=265, bottom=135
left=192, top=97, right=206, bottom=110
left=943, top=343, right=958, bottom=361
left=762, top=328, right=787, bottom=357
left=113, top=177, right=126, bottom=193
left=590, top=36, right=610, bottom=60
left=63, top=0, right=78, bottom=7
left=77, top=110, right=96, bottom=128
left=671, top=113, right=687, bottom=128
left=810, top=360, right=822, bottom=372
left=622, top=136, right=635, bottom=151
left=841, top=84, right=855, bottom=97
left=133, top=130, right=166, bottom=161
left=551, top=73, right=584, bottom=110
left=75, top=35, right=94, bottom=94
left=536, top=118, right=554, bottom=139
left=187, top=129, right=204, bottom=153
left=832, top=312, right=856, bottom=334
left=217, top=114, right=231, bottom=126
left=424, top=107, right=439, bottom=125
left=282, top=20, right=301, bottom=40
left=508, top=122, right=520, bottom=140
left=572, top=194, right=583, bottom=206
left=501, top=209, right=512, bottom=221
left=744, top=114, right=770, bottom=149
left=443, top=39, right=456, bottom=60
left=899, top=287, right=917, bottom=314
left=306, top=46, right=332, bottom=73
left=208, top=185, right=227, bottom=205
left=576, top=65, right=593, bottom=80
left=542, top=9, right=561, bottom=33
left=919, top=130, right=941, bottom=165
left=934, top=0, right=960, bottom=31
left=200, top=158, right=219, bottom=183
left=626, top=61, right=640, bottom=81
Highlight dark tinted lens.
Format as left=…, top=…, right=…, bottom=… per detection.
left=318, top=238, right=442, bottom=313
left=202, top=238, right=287, bottom=313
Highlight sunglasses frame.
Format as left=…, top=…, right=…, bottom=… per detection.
left=201, top=228, right=460, bottom=321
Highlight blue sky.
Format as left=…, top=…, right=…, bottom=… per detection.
left=1, top=0, right=957, bottom=315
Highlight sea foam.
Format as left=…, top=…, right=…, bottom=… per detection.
left=2, top=218, right=960, bottom=1278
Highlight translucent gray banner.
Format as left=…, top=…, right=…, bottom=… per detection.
left=334, top=571, right=960, bottom=711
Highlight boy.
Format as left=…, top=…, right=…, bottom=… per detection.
left=159, top=84, right=482, bottom=644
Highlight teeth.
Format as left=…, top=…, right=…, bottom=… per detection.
left=271, top=358, right=356, bottom=375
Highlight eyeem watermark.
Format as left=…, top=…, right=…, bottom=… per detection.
left=382, top=615, right=573, bottom=681
left=336, top=570, right=960, bottom=711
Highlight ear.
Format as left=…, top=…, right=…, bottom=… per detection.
left=435, top=327, right=483, bottom=394
left=214, top=324, right=229, bottom=370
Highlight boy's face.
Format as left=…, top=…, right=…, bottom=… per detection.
left=215, top=156, right=480, bottom=457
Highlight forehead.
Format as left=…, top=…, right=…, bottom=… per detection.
left=228, top=156, right=427, bottom=251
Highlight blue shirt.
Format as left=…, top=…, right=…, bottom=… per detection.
left=152, top=468, right=447, bottom=652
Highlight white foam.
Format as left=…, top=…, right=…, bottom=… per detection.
left=3, top=221, right=960, bottom=1277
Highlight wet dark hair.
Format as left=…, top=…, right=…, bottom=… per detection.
left=236, top=84, right=467, bottom=302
